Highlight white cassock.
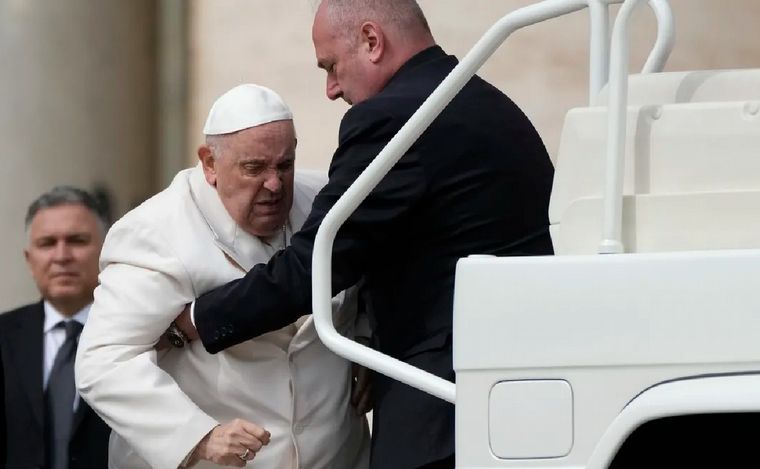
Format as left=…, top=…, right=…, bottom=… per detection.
left=75, top=165, right=370, bottom=469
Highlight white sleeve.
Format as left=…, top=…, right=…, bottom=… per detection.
left=75, top=219, right=218, bottom=469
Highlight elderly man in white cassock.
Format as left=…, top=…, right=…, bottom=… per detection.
left=75, top=84, right=370, bottom=469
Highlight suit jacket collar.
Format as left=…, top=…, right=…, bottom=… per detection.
left=385, top=45, right=450, bottom=88
left=187, top=165, right=310, bottom=272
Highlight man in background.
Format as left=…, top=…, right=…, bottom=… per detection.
left=0, top=186, right=110, bottom=469
left=76, top=84, right=370, bottom=468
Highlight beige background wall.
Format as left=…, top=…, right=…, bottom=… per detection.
left=1, top=1, right=757, bottom=312
left=188, top=0, right=759, bottom=169
left=0, top=1, right=156, bottom=312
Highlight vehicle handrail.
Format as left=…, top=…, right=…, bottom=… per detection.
left=599, top=0, right=655, bottom=253
left=312, top=0, right=672, bottom=403
left=589, top=0, right=674, bottom=103
left=641, top=0, right=675, bottom=73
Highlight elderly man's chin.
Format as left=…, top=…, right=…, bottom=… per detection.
left=246, top=212, right=288, bottom=238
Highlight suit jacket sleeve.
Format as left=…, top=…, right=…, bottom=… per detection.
left=196, top=106, right=426, bottom=353
left=75, top=219, right=218, bottom=469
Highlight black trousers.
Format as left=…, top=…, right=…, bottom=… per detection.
left=418, top=454, right=455, bottom=469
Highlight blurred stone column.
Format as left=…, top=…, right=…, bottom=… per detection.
left=0, top=0, right=157, bottom=311
left=158, top=0, right=189, bottom=187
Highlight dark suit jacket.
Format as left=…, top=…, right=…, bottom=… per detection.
left=195, top=45, right=554, bottom=469
left=0, top=302, right=110, bottom=469
left=1, top=346, right=5, bottom=467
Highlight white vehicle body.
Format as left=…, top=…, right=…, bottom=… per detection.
left=311, top=0, right=760, bottom=466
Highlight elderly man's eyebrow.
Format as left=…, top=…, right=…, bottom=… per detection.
left=239, top=157, right=267, bottom=165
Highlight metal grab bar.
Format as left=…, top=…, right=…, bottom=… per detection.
left=589, top=0, right=674, bottom=103
left=599, top=0, right=656, bottom=254
left=312, top=0, right=673, bottom=403
left=588, top=0, right=613, bottom=102
left=642, top=0, right=675, bottom=73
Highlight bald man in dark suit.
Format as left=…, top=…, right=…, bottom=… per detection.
left=177, top=1, right=554, bottom=468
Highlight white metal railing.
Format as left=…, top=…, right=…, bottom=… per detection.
left=312, top=0, right=673, bottom=404
left=588, top=0, right=674, bottom=103
left=598, top=0, right=664, bottom=253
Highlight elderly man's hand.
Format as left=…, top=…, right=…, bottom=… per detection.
left=187, top=420, right=271, bottom=467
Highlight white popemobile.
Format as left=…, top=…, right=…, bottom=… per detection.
left=312, top=0, right=760, bottom=467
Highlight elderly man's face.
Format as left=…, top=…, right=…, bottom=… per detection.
left=25, top=204, right=103, bottom=314
left=202, top=120, right=296, bottom=238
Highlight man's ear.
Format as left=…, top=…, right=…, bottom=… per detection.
left=197, top=144, right=218, bottom=186
left=360, top=21, right=384, bottom=64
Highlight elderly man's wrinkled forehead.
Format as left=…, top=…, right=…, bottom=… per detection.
left=205, top=120, right=296, bottom=159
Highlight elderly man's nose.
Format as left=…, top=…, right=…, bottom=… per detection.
left=263, top=173, right=283, bottom=193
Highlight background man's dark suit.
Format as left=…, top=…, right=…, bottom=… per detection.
left=194, top=45, right=554, bottom=469
left=0, top=302, right=110, bottom=469
left=1, top=346, right=5, bottom=465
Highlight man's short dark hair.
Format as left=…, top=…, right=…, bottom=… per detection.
left=25, top=186, right=110, bottom=232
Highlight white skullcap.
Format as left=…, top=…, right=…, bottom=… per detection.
left=203, top=84, right=293, bottom=135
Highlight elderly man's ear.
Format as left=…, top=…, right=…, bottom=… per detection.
left=197, top=145, right=218, bottom=186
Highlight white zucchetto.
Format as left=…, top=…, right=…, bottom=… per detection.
left=203, top=84, right=293, bottom=136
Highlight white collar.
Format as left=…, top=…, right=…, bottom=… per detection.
left=43, top=301, right=91, bottom=333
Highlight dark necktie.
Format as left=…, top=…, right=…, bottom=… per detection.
left=45, top=320, right=83, bottom=469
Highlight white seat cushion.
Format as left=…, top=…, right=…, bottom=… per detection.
left=550, top=98, right=760, bottom=254
left=596, top=68, right=760, bottom=105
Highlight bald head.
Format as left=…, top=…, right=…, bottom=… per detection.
left=313, top=0, right=435, bottom=105
left=323, top=0, right=432, bottom=43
